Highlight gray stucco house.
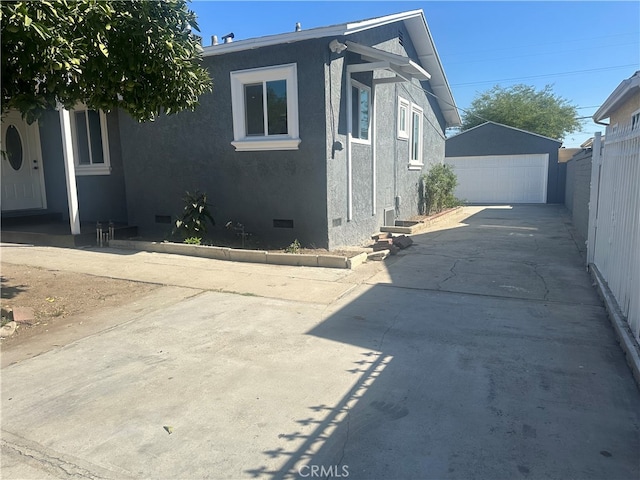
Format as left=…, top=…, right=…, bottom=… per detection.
left=445, top=122, right=564, bottom=204
left=1, top=10, right=460, bottom=249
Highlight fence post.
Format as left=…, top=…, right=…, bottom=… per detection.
left=586, top=132, right=602, bottom=265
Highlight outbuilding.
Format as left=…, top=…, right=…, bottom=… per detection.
left=444, top=122, right=564, bottom=204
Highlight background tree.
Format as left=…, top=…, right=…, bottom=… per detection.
left=1, top=0, right=212, bottom=123
left=460, top=84, right=580, bottom=140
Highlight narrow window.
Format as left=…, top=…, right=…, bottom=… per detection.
left=409, top=105, right=423, bottom=167
left=351, top=80, right=370, bottom=142
left=70, top=106, right=110, bottom=175
left=397, top=96, right=410, bottom=139
left=244, top=83, right=264, bottom=136
left=267, top=79, right=288, bottom=135
left=631, top=110, right=640, bottom=130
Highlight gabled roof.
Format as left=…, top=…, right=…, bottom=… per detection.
left=202, top=10, right=461, bottom=127
left=446, top=121, right=562, bottom=144
left=593, top=71, right=640, bottom=122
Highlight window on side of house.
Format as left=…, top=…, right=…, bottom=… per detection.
left=351, top=80, right=371, bottom=143
left=631, top=109, right=640, bottom=130
left=70, top=107, right=111, bottom=175
left=230, top=63, right=300, bottom=151
left=409, top=104, right=423, bottom=169
left=397, top=96, right=410, bottom=139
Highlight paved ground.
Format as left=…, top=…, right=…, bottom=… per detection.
left=1, top=205, right=639, bottom=480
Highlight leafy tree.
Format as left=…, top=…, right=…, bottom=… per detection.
left=1, top=0, right=212, bottom=123
left=460, top=84, right=580, bottom=140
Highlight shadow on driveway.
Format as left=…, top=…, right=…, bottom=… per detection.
left=248, top=205, right=640, bottom=479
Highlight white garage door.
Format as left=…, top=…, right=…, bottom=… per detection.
left=445, top=154, right=549, bottom=203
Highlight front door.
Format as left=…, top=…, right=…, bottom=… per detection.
left=1, top=111, right=46, bottom=211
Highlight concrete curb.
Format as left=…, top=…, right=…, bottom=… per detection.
left=590, top=263, right=640, bottom=388
left=380, top=206, right=463, bottom=234
left=109, top=240, right=366, bottom=270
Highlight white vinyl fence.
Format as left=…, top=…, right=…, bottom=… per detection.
left=587, top=123, right=640, bottom=343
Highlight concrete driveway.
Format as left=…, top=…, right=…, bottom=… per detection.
left=2, top=205, right=639, bottom=480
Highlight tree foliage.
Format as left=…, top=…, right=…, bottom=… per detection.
left=460, top=84, right=580, bottom=140
left=1, top=0, right=212, bottom=123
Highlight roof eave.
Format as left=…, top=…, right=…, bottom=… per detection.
left=201, top=9, right=462, bottom=128
left=593, top=71, right=640, bottom=122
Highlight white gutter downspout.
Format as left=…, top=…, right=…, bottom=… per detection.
left=346, top=69, right=353, bottom=221
left=58, top=107, right=81, bottom=235
left=371, top=81, right=377, bottom=216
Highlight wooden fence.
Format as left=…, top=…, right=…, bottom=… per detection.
left=587, top=122, right=640, bottom=343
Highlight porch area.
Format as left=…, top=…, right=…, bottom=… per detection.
left=1, top=212, right=137, bottom=248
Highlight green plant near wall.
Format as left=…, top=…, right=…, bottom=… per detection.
left=284, top=239, right=301, bottom=254
left=420, top=164, right=460, bottom=215
left=172, top=191, right=215, bottom=241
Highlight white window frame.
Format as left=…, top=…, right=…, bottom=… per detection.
left=397, top=96, right=410, bottom=140
left=70, top=106, right=111, bottom=176
left=350, top=79, right=371, bottom=145
left=230, top=63, right=300, bottom=152
left=631, top=108, right=640, bottom=130
left=408, top=104, right=423, bottom=170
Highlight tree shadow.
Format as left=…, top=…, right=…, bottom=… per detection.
left=1, top=275, right=28, bottom=300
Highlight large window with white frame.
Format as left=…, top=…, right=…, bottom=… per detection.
left=350, top=80, right=371, bottom=143
left=409, top=104, right=423, bottom=169
left=70, top=106, right=111, bottom=175
left=230, top=63, right=300, bottom=151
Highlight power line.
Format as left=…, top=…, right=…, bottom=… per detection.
left=451, top=64, right=638, bottom=87
left=445, top=41, right=639, bottom=66
left=441, top=31, right=640, bottom=59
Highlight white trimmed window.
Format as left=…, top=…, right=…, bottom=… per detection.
left=70, top=107, right=110, bottom=175
left=397, top=96, right=410, bottom=139
left=409, top=104, right=423, bottom=169
left=631, top=109, right=640, bottom=130
left=350, top=80, right=371, bottom=143
left=230, top=63, right=300, bottom=151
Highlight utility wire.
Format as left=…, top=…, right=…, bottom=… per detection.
left=441, top=31, right=640, bottom=58
left=445, top=41, right=639, bottom=66
left=451, top=64, right=637, bottom=87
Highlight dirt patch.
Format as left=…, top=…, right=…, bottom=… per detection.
left=1, top=263, right=159, bottom=349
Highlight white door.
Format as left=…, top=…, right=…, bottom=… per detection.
left=445, top=154, right=549, bottom=204
left=1, top=111, right=46, bottom=211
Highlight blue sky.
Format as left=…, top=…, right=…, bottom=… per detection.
left=189, top=1, right=640, bottom=147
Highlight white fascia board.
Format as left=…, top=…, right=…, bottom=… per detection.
left=203, top=26, right=346, bottom=56
left=593, top=71, right=640, bottom=122
left=405, top=15, right=461, bottom=127
left=202, top=10, right=424, bottom=57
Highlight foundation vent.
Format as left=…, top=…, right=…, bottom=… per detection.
left=273, top=219, right=294, bottom=228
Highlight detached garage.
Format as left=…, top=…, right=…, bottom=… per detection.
left=445, top=122, right=564, bottom=204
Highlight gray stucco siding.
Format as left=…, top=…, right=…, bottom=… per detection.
left=119, top=38, right=330, bottom=247
left=324, top=24, right=448, bottom=248
left=38, top=111, right=69, bottom=217
left=37, top=110, right=128, bottom=223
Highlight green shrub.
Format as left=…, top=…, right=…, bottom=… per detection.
left=172, top=191, right=215, bottom=240
left=284, top=239, right=301, bottom=254
left=420, top=164, right=460, bottom=215
left=184, top=236, right=202, bottom=245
